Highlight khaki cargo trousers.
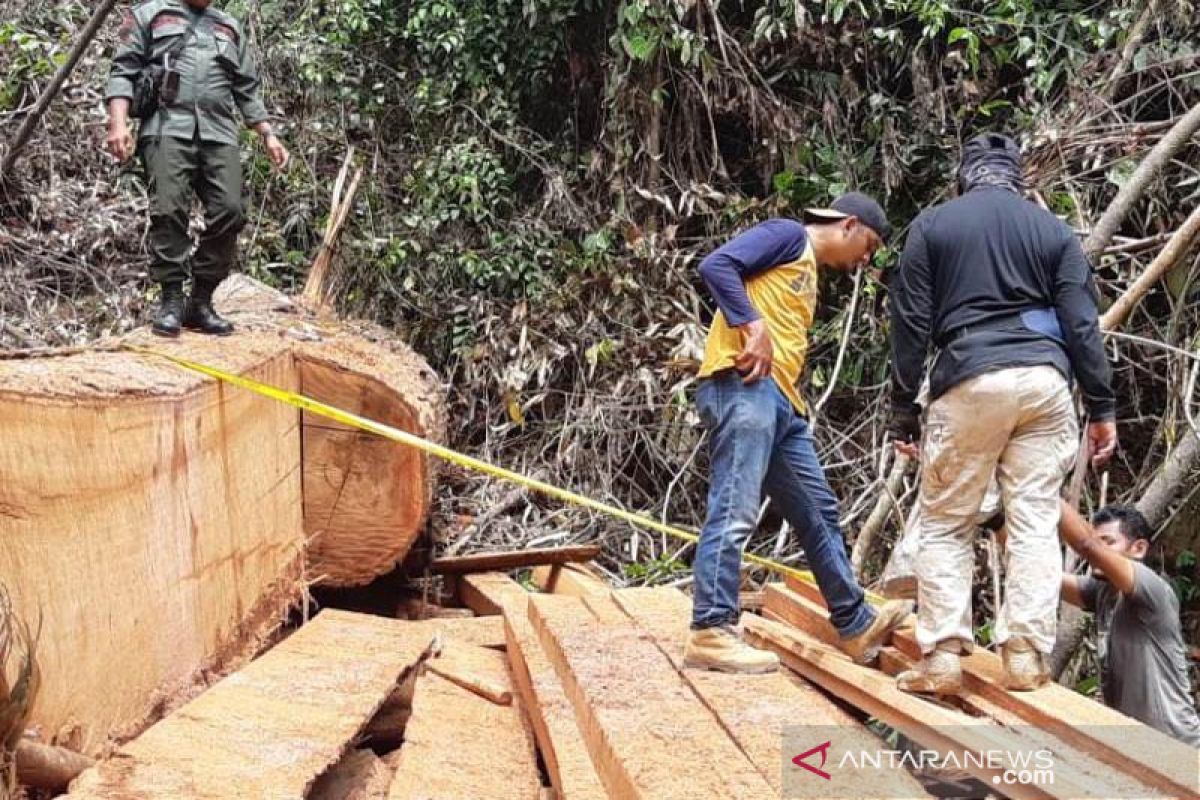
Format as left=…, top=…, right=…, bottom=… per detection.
left=915, top=365, right=1078, bottom=655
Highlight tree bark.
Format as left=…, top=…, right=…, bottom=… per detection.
left=1137, top=432, right=1200, bottom=529
left=1099, top=202, right=1200, bottom=330
left=0, top=0, right=119, bottom=182
left=850, top=454, right=912, bottom=580
left=1082, top=102, right=1200, bottom=259
left=14, top=740, right=94, bottom=793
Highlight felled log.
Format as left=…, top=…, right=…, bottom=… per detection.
left=0, top=277, right=444, bottom=754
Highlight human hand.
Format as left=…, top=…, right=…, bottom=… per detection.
left=733, top=318, right=773, bottom=384
left=1088, top=420, right=1117, bottom=468
left=106, top=118, right=135, bottom=162
left=263, top=134, right=290, bottom=170
left=889, top=402, right=921, bottom=458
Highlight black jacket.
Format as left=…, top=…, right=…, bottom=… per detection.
left=890, top=187, right=1115, bottom=420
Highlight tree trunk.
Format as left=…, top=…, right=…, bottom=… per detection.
left=0, top=277, right=444, bottom=754
left=0, top=0, right=119, bottom=182
left=1083, top=102, right=1200, bottom=259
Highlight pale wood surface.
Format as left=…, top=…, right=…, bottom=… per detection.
left=67, top=611, right=436, bottom=799
left=530, top=594, right=774, bottom=799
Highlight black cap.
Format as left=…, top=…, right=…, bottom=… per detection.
left=802, top=192, right=892, bottom=243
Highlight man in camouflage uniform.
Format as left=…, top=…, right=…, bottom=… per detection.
left=105, top=0, right=289, bottom=337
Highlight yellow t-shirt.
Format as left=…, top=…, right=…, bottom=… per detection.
left=697, top=241, right=818, bottom=414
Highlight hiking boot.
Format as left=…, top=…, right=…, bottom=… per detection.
left=684, top=625, right=780, bottom=674
left=152, top=282, right=186, bottom=337
left=896, top=644, right=963, bottom=695
left=1001, top=637, right=1049, bottom=691
left=183, top=280, right=234, bottom=336
left=839, top=600, right=914, bottom=665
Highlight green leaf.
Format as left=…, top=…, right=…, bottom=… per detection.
left=623, top=33, right=656, bottom=62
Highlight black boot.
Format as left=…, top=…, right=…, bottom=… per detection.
left=183, top=280, right=234, bottom=336
left=152, top=282, right=186, bottom=337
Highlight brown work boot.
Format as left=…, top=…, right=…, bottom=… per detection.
left=839, top=600, right=913, bottom=665
left=684, top=625, right=780, bottom=674
left=1001, top=637, right=1050, bottom=691
left=896, top=643, right=963, bottom=695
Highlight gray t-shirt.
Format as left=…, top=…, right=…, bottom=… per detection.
left=1079, top=562, right=1200, bottom=747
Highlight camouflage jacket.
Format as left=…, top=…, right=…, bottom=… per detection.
left=105, top=0, right=270, bottom=144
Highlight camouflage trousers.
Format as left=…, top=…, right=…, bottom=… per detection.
left=914, top=365, right=1078, bottom=655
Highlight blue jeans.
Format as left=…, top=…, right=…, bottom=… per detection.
left=691, top=372, right=874, bottom=637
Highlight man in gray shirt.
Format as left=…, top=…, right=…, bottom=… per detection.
left=1060, top=501, right=1200, bottom=747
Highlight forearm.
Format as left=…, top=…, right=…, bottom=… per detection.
left=108, top=98, right=131, bottom=123
left=252, top=120, right=275, bottom=138
left=1058, top=500, right=1136, bottom=593
left=699, top=253, right=758, bottom=325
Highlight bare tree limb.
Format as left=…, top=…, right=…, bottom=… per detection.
left=1083, top=102, right=1200, bottom=259
left=1099, top=202, right=1200, bottom=330
left=0, top=0, right=120, bottom=182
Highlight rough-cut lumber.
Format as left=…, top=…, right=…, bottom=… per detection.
left=432, top=545, right=601, bottom=575
left=387, top=672, right=540, bottom=799
left=744, top=615, right=1151, bottom=800
left=459, top=571, right=515, bottom=616
left=309, top=748, right=393, bottom=800
left=531, top=562, right=611, bottom=598
left=66, top=610, right=436, bottom=799
left=871, top=650, right=1170, bottom=800
left=530, top=594, right=774, bottom=799
left=463, top=573, right=607, bottom=800
left=611, top=587, right=930, bottom=797
left=0, top=277, right=444, bottom=752
left=426, top=640, right=513, bottom=705
left=771, top=581, right=1200, bottom=799
left=421, top=615, right=507, bottom=650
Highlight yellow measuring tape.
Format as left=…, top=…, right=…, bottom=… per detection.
left=127, top=344, right=849, bottom=593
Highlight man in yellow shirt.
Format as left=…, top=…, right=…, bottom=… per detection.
left=685, top=193, right=913, bottom=674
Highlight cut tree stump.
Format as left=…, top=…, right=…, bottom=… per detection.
left=65, top=610, right=437, bottom=799
left=529, top=594, right=774, bottom=799
left=0, top=276, right=444, bottom=754
left=388, top=672, right=541, bottom=799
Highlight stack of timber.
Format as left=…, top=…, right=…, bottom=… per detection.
left=52, top=555, right=1198, bottom=798
left=0, top=276, right=445, bottom=756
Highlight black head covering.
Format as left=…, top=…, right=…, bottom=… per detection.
left=959, top=133, right=1024, bottom=194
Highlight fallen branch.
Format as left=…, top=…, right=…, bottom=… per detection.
left=1099, top=202, right=1200, bottom=330
left=1083, top=102, right=1200, bottom=259
left=0, top=0, right=119, bottom=182
left=850, top=454, right=912, bottom=580
left=14, top=740, right=94, bottom=793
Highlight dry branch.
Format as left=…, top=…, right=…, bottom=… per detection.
left=0, top=0, right=119, bottom=182
left=1099, top=202, right=1200, bottom=330
left=1083, top=102, right=1200, bottom=259
left=303, top=150, right=364, bottom=310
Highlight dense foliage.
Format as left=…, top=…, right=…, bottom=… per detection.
left=2, top=0, right=1199, bottom=686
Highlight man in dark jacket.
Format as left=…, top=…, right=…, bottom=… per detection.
left=105, top=0, right=289, bottom=337
left=887, top=133, right=1118, bottom=694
